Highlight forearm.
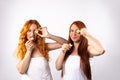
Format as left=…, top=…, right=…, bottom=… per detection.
left=16, top=51, right=31, bottom=74
left=48, top=33, right=68, bottom=44
left=56, top=51, right=65, bottom=70
left=84, top=33, right=105, bottom=53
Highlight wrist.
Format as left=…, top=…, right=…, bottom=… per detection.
left=47, top=33, right=51, bottom=38
left=24, top=50, right=32, bottom=57
left=61, top=50, right=66, bottom=54
left=82, top=30, right=89, bottom=38
left=83, top=32, right=88, bottom=37
left=26, top=50, right=32, bottom=54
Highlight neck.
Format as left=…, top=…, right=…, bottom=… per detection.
left=73, top=42, right=80, bottom=50
left=71, top=42, right=80, bottom=55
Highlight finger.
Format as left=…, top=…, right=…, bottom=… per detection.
left=37, top=33, right=43, bottom=37
left=68, top=43, right=72, bottom=47
left=36, top=27, right=42, bottom=33
left=43, top=26, right=47, bottom=29
left=38, top=27, right=42, bottom=30
left=66, top=47, right=70, bottom=50
left=25, top=40, right=30, bottom=46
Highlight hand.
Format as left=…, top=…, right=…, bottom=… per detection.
left=80, top=28, right=88, bottom=36
left=37, top=27, right=49, bottom=38
left=62, top=43, right=72, bottom=53
left=25, top=40, right=35, bottom=52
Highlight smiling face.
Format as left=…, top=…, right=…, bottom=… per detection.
left=70, top=24, right=81, bottom=43
left=27, top=24, right=38, bottom=41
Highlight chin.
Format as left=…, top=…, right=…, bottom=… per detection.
left=73, top=40, right=80, bottom=43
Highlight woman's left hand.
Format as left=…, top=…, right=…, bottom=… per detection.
left=80, top=28, right=88, bottom=36
left=37, top=27, right=49, bottom=38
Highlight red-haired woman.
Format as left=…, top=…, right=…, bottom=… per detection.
left=15, top=19, right=67, bottom=80
left=56, top=20, right=105, bottom=80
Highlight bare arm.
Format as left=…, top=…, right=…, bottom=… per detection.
left=56, top=51, right=65, bottom=70
left=16, top=51, right=32, bottom=74
left=81, top=28, right=105, bottom=57
left=16, top=41, right=35, bottom=74
left=47, top=33, right=67, bottom=44
left=56, top=43, right=70, bottom=70
left=37, top=27, right=68, bottom=50
left=47, top=33, right=68, bottom=50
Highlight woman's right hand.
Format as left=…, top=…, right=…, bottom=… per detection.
left=80, top=28, right=88, bottom=36
left=25, top=40, right=35, bottom=52
left=62, top=43, right=72, bottom=53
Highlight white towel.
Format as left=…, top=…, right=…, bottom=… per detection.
left=21, top=74, right=32, bottom=80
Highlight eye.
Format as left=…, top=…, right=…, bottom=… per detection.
left=28, top=29, right=31, bottom=32
left=70, top=30, right=74, bottom=32
left=27, top=29, right=32, bottom=34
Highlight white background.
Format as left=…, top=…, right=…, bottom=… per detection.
left=0, top=0, right=120, bottom=80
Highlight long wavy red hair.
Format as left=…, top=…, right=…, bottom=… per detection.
left=16, top=19, right=49, bottom=61
left=62, top=21, right=91, bottom=80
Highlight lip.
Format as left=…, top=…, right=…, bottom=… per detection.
left=72, top=37, right=77, bottom=39
left=71, top=37, right=76, bottom=41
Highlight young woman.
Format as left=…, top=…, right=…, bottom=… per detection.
left=56, top=20, right=105, bottom=80
left=15, top=19, right=67, bottom=80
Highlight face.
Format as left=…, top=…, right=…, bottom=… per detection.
left=70, top=24, right=81, bottom=43
left=27, top=24, right=38, bottom=41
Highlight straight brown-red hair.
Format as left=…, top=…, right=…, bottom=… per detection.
left=63, top=20, right=92, bottom=80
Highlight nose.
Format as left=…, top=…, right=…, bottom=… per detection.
left=73, top=31, right=77, bottom=36
left=30, top=31, right=35, bottom=36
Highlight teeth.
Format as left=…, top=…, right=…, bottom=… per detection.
left=76, top=29, right=81, bottom=34
left=69, top=43, right=72, bottom=47
left=34, top=29, right=39, bottom=34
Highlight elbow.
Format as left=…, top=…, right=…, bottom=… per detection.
left=90, top=49, right=106, bottom=57
left=100, top=46, right=106, bottom=54
left=102, top=50, right=105, bottom=54
left=17, top=68, right=26, bottom=74
left=101, top=49, right=105, bottom=55
left=19, top=70, right=25, bottom=74
left=16, top=66, right=26, bottom=74
left=98, top=49, right=105, bottom=56
left=98, top=46, right=106, bottom=55
left=55, top=62, right=62, bottom=70
left=56, top=65, right=62, bottom=71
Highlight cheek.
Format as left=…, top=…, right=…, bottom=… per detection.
left=69, top=33, right=72, bottom=38
left=27, top=32, right=30, bottom=39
